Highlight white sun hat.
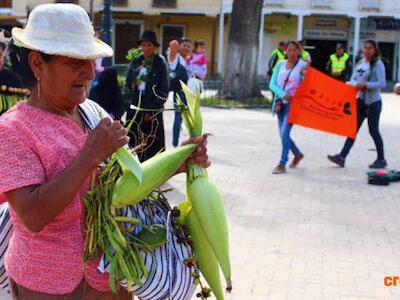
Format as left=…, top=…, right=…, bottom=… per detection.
left=11, top=3, right=113, bottom=59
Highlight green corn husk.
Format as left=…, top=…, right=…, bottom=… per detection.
left=187, top=169, right=232, bottom=290
left=112, top=144, right=198, bottom=208
left=185, top=207, right=225, bottom=300
left=178, top=81, right=232, bottom=291
left=134, top=224, right=167, bottom=251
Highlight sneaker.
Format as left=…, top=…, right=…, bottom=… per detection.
left=272, top=164, right=286, bottom=174
left=369, top=159, right=387, bottom=169
left=327, top=154, right=345, bottom=168
left=289, top=154, right=304, bottom=169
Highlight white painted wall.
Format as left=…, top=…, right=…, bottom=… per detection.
left=222, top=0, right=400, bottom=16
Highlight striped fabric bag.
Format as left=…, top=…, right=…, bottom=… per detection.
left=0, top=203, right=12, bottom=290
left=98, top=199, right=197, bottom=300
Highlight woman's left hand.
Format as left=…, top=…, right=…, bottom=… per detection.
left=177, top=135, right=210, bottom=174
left=356, top=83, right=367, bottom=91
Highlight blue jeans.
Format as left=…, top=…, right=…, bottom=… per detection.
left=173, top=91, right=186, bottom=147
left=340, top=99, right=385, bottom=160
left=277, top=103, right=301, bottom=166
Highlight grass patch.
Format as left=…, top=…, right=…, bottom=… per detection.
left=201, top=97, right=272, bottom=108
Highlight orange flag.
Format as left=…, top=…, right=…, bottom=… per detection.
left=288, top=67, right=357, bottom=139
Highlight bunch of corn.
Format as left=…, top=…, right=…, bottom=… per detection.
left=176, top=82, right=232, bottom=298
left=84, top=109, right=199, bottom=292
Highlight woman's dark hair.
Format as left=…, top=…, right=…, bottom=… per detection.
left=364, top=39, right=380, bottom=70
left=286, top=41, right=300, bottom=50
left=9, top=43, right=52, bottom=88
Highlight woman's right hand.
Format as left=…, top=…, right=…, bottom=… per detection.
left=285, top=94, right=293, bottom=102
left=82, top=118, right=129, bottom=166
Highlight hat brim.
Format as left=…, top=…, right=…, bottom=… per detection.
left=12, top=27, right=113, bottom=59
left=139, top=39, right=160, bottom=47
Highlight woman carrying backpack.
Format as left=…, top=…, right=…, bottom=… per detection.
left=328, top=40, right=387, bottom=169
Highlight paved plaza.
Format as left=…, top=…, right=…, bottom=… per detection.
left=166, top=93, right=400, bottom=300
left=2, top=93, right=400, bottom=300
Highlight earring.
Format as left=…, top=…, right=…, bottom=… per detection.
left=36, top=77, right=41, bottom=99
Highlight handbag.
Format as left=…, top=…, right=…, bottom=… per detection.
left=274, top=60, right=299, bottom=114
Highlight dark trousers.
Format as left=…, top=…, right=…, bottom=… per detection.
left=172, top=91, right=186, bottom=147
left=127, top=110, right=165, bottom=162
left=340, top=99, right=385, bottom=160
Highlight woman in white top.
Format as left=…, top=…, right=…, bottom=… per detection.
left=269, top=41, right=307, bottom=174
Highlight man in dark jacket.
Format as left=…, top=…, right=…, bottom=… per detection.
left=125, top=30, right=169, bottom=161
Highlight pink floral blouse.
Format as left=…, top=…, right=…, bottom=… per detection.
left=0, top=101, right=110, bottom=294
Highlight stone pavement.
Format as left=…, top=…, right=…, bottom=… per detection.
left=164, top=93, right=400, bottom=300
left=2, top=93, right=400, bottom=300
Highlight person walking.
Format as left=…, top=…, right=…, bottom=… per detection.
left=326, top=43, right=351, bottom=82
left=267, top=41, right=286, bottom=78
left=327, top=39, right=387, bottom=169
left=125, top=30, right=169, bottom=161
left=270, top=41, right=307, bottom=174
left=167, top=39, right=188, bottom=147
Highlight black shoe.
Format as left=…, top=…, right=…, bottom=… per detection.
left=369, top=159, right=387, bottom=169
left=327, top=154, right=345, bottom=168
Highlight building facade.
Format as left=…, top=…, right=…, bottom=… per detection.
left=1, top=0, right=400, bottom=80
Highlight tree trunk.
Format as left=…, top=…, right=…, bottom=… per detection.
left=217, top=0, right=263, bottom=99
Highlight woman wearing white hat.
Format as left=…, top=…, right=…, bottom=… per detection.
left=0, top=3, right=208, bottom=299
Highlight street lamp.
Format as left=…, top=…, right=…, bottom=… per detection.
left=101, top=0, right=113, bottom=66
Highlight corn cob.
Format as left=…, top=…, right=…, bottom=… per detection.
left=178, top=81, right=232, bottom=291
left=187, top=168, right=232, bottom=290
left=112, top=144, right=197, bottom=208
left=185, top=208, right=225, bottom=300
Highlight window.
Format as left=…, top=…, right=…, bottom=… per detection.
left=0, top=0, right=12, bottom=8
left=114, top=22, right=142, bottom=64
left=161, top=25, right=185, bottom=56
left=152, top=0, right=177, bottom=8
left=113, top=0, right=128, bottom=6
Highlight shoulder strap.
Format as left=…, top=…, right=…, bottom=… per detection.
left=78, top=100, right=104, bottom=131
left=283, top=60, right=299, bottom=89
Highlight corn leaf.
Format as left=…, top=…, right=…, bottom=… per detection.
left=115, top=147, right=143, bottom=184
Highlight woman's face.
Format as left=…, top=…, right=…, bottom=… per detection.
left=286, top=43, right=300, bottom=61
left=30, top=52, right=95, bottom=108
left=363, top=42, right=377, bottom=61
left=141, top=41, right=155, bottom=59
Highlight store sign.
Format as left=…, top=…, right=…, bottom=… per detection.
left=315, top=18, right=337, bottom=28
left=374, top=18, right=400, bottom=30
left=304, top=28, right=348, bottom=40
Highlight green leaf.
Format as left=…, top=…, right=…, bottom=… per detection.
left=115, top=147, right=143, bottom=183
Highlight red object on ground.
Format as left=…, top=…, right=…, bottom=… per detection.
left=288, top=67, right=357, bottom=139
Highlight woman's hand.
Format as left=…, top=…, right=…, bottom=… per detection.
left=356, top=83, right=367, bottom=91
left=176, top=135, right=210, bottom=174
left=285, top=94, right=293, bottom=103
left=82, top=118, right=129, bottom=167
left=301, top=67, right=308, bottom=77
